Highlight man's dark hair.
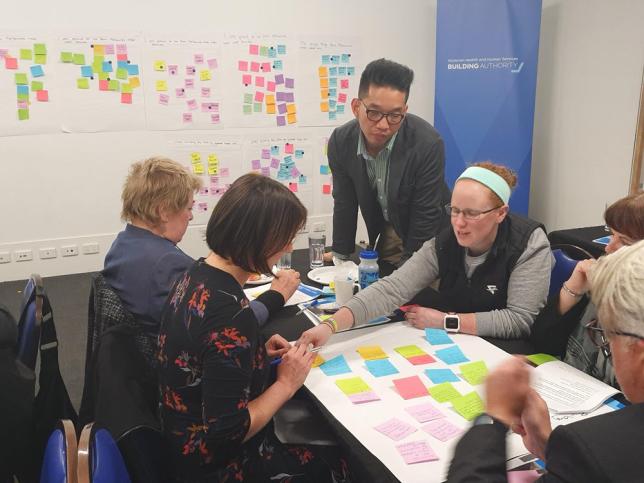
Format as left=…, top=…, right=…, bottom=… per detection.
left=358, top=58, right=414, bottom=102
left=206, top=173, right=307, bottom=274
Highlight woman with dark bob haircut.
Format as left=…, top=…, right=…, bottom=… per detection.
left=531, top=191, right=644, bottom=387
left=157, top=173, right=349, bottom=482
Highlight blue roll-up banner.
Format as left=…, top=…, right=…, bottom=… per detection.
left=434, top=0, right=542, bottom=214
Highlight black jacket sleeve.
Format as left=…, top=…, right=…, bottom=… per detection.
left=530, top=294, right=590, bottom=357
left=446, top=423, right=509, bottom=483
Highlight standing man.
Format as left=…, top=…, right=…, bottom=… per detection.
left=325, top=58, right=450, bottom=267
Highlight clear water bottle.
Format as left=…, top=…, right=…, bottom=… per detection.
left=358, top=250, right=379, bottom=289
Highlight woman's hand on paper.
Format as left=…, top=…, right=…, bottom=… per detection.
left=404, top=306, right=444, bottom=329
left=270, top=269, right=300, bottom=303
left=276, top=342, right=316, bottom=397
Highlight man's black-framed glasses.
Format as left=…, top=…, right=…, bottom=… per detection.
left=444, top=204, right=502, bottom=221
left=359, top=99, right=405, bottom=125
left=585, top=318, right=644, bottom=358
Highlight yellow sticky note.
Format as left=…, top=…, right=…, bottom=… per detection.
left=77, top=78, right=90, bottom=89
left=266, top=104, right=276, bottom=114
left=208, top=154, right=218, bottom=163
left=318, top=66, right=328, bottom=78
left=320, top=89, right=329, bottom=99
left=20, top=49, right=33, bottom=60
left=319, top=78, right=329, bottom=88
left=451, top=391, right=484, bottom=421
left=121, top=83, right=133, bottom=94
left=320, top=102, right=329, bottom=112
left=155, top=80, right=167, bottom=92
left=394, top=345, right=426, bottom=358
left=93, top=44, right=105, bottom=55
left=208, top=166, right=218, bottom=175
left=459, top=361, right=488, bottom=385
left=265, top=94, right=276, bottom=105
left=286, top=103, right=296, bottom=114
left=154, top=60, right=166, bottom=71
left=129, top=77, right=141, bottom=88
left=190, top=152, right=201, bottom=162
left=287, top=113, right=297, bottom=124
left=428, top=382, right=461, bottom=403
left=312, top=354, right=325, bottom=368
left=356, top=345, right=388, bottom=360
left=335, top=377, right=371, bottom=395
left=193, top=163, right=204, bottom=175
left=200, top=69, right=211, bottom=81
left=73, top=53, right=85, bottom=65
left=60, top=52, right=73, bottom=63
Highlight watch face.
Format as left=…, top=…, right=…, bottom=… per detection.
left=444, top=316, right=459, bottom=330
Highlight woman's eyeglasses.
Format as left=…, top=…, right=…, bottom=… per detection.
left=444, top=204, right=502, bottom=221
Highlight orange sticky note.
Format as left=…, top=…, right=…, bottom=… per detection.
left=129, top=77, right=141, bottom=88
left=318, top=66, right=328, bottom=77
left=266, top=104, right=276, bottom=114
left=320, top=89, right=329, bottom=99
left=94, top=44, right=106, bottom=55
left=320, top=102, right=329, bottom=112
left=265, top=94, right=276, bottom=105
left=36, top=90, right=49, bottom=102
left=319, top=78, right=329, bottom=88
left=312, top=354, right=325, bottom=368
left=286, top=103, right=296, bottom=114
left=121, top=92, right=132, bottom=104
left=287, top=113, right=297, bottom=124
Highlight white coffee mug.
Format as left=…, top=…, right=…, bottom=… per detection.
left=334, top=274, right=360, bottom=306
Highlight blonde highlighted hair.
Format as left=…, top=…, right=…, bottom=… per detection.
left=120, top=156, right=202, bottom=225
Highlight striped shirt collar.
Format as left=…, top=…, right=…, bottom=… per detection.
left=357, top=131, right=398, bottom=160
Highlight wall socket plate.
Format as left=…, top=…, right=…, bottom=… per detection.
left=15, top=249, right=34, bottom=262
left=61, top=245, right=79, bottom=257
left=39, top=247, right=57, bottom=259
left=0, top=251, right=10, bottom=264
left=312, top=222, right=326, bottom=232
left=82, top=242, right=100, bottom=255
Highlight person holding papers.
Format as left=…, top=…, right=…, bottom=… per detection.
left=157, top=174, right=349, bottom=483
left=447, top=240, right=644, bottom=482
left=531, top=191, right=644, bottom=387
left=300, top=162, right=551, bottom=346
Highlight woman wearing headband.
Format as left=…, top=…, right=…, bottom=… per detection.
left=299, top=162, right=553, bottom=347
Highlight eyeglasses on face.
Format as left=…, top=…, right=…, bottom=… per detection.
left=445, top=204, right=502, bottom=221
left=584, top=318, right=644, bottom=359
left=359, top=99, right=405, bottom=125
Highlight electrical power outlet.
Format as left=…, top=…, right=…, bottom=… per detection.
left=298, top=224, right=309, bottom=234
left=0, top=251, right=10, bottom=264
left=15, top=249, right=33, bottom=262
left=82, top=242, right=100, bottom=255
left=312, top=222, right=326, bottom=232
left=39, top=247, right=57, bottom=259
left=61, top=245, right=79, bottom=257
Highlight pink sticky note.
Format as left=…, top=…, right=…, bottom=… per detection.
left=197, top=202, right=208, bottom=212
left=270, top=158, right=280, bottom=169
left=261, top=148, right=271, bottom=159
left=238, top=60, right=248, bottom=71
left=116, top=43, right=128, bottom=54
left=120, top=92, right=132, bottom=104
left=202, top=102, right=219, bottom=112
left=289, top=182, right=298, bottom=193
left=405, top=403, right=444, bottom=423
left=36, top=90, right=49, bottom=102
left=251, top=159, right=261, bottom=169
left=99, top=80, right=109, bottom=91
left=210, top=176, right=219, bottom=185
left=396, top=440, right=439, bottom=465
left=261, top=62, right=271, bottom=72
left=284, top=143, right=294, bottom=154
left=176, top=88, right=185, bottom=98
left=168, top=65, right=178, bottom=75
left=407, top=354, right=436, bottom=366
left=421, top=419, right=463, bottom=442
left=255, top=91, right=264, bottom=102
left=0, top=49, right=7, bottom=58
left=207, top=58, right=218, bottom=69
left=183, top=113, right=193, bottom=123
left=201, top=87, right=211, bottom=97
left=242, top=74, right=252, bottom=86
left=187, top=99, right=197, bottom=110
left=186, top=65, right=196, bottom=76
left=255, top=76, right=265, bottom=87
left=17, top=100, right=28, bottom=110
left=250, top=61, right=260, bottom=72
left=507, top=470, right=541, bottom=483
left=266, top=81, right=276, bottom=92
left=338, top=93, right=348, bottom=103
left=340, top=79, right=350, bottom=89
left=374, top=418, right=418, bottom=441
left=185, top=78, right=195, bottom=88
left=194, top=53, right=204, bottom=64
left=348, top=391, right=380, bottom=404
left=322, top=184, right=331, bottom=194
left=5, top=57, right=18, bottom=69
left=290, top=167, right=299, bottom=177
left=393, top=376, right=428, bottom=400
left=116, top=53, right=128, bottom=62
left=211, top=113, right=220, bottom=124
left=199, top=187, right=209, bottom=196
left=104, top=44, right=115, bottom=55
left=158, top=94, right=169, bottom=105
left=249, top=44, right=259, bottom=55
left=220, top=167, right=229, bottom=177
left=259, top=167, right=269, bottom=176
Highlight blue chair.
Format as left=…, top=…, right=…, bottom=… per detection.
left=549, top=244, right=594, bottom=297
left=77, top=423, right=131, bottom=483
left=17, top=274, right=44, bottom=370
left=40, top=420, right=77, bottom=483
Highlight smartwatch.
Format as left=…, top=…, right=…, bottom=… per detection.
left=443, top=312, right=460, bottom=333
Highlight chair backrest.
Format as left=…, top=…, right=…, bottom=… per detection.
left=548, top=244, right=594, bottom=297
left=40, top=420, right=78, bottom=483
left=78, top=423, right=131, bottom=483
left=17, top=274, right=44, bottom=370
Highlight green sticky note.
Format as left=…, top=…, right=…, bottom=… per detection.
left=15, top=73, right=28, bottom=85
left=31, top=81, right=44, bottom=91
left=17, top=92, right=29, bottom=101
left=451, top=391, right=485, bottom=421
left=243, top=93, right=253, bottom=104
left=34, top=54, right=47, bottom=65
left=526, top=353, right=558, bottom=366
left=98, top=72, right=109, bottom=81
left=18, top=109, right=29, bottom=121
left=259, top=46, right=269, bottom=56
left=116, top=67, right=128, bottom=80
left=61, top=52, right=73, bottom=63
left=94, top=55, right=104, bottom=64
left=34, top=43, right=47, bottom=55
left=242, top=104, right=252, bottom=115
left=335, top=377, right=371, bottom=395
left=108, top=80, right=119, bottom=91
left=77, top=78, right=90, bottom=89
left=20, top=49, right=33, bottom=60
left=394, top=345, right=426, bottom=358
left=73, top=53, right=85, bottom=65
left=121, top=83, right=132, bottom=94
left=253, top=102, right=262, bottom=112
left=428, top=382, right=461, bottom=403
left=459, top=360, right=489, bottom=385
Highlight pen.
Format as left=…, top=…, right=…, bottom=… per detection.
left=270, top=345, right=322, bottom=365
left=295, top=298, right=324, bottom=316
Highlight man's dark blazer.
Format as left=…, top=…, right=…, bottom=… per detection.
left=446, top=403, right=644, bottom=482
left=328, top=113, right=450, bottom=262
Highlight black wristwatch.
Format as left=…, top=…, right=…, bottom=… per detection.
left=473, top=413, right=509, bottom=430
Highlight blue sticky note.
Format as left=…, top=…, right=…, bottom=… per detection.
left=331, top=55, right=340, bottom=65
left=101, top=61, right=113, bottom=72
left=338, top=66, right=347, bottom=76
left=277, top=44, right=286, bottom=55
left=81, top=66, right=93, bottom=77
left=425, top=368, right=460, bottom=384
left=336, top=105, right=345, bottom=114
left=299, top=175, right=307, bottom=184
left=268, top=48, right=277, bottom=58
left=329, top=78, right=338, bottom=88
left=341, top=53, right=351, bottom=63
left=365, top=359, right=399, bottom=377
left=348, top=66, right=356, bottom=76
left=320, top=165, right=330, bottom=175
left=273, top=60, right=283, bottom=70
left=425, top=328, right=454, bottom=345
left=127, top=64, right=139, bottom=75
left=283, top=155, right=294, bottom=165
left=17, top=85, right=29, bottom=95
left=117, top=60, right=128, bottom=69
left=320, top=355, right=352, bottom=376
left=328, top=99, right=337, bottom=109
left=30, top=65, right=44, bottom=77
left=328, top=88, right=337, bottom=98
left=329, top=67, right=338, bottom=76
left=328, top=111, right=337, bottom=121
left=435, top=345, right=470, bottom=365
left=295, top=149, right=304, bottom=158
left=271, top=145, right=280, bottom=156
left=321, top=55, right=330, bottom=65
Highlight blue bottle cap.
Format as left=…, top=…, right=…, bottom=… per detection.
left=359, top=250, right=378, bottom=260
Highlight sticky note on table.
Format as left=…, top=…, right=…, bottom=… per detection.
left=425, top=368, right=460, bottom=384
left=319, top=354, right=351, bottom=376
left=14, top=73, right=28, bottom=85
left=526, top=353, right=558, bottom=366
left=459, top=360, right=488, bottom=385
left=421, top=419, right=463, bottom=442
left=374, top=418, right=417, bottom=441
left=357, top=345, right=388, bottom=360
left=405, top=402, right=444, bottom=423
left=394, top=345, right=426, bottom=358
left=396, top=440, right=439, bottom=465
left=312, top=354, right=325, bottom=368
left=347, top=391, right=380, bottom=404
left=393, top=375, right=428, bottom=400
left=365, top=359, right=399, bottom=377
left=435, top=345, right=469, bottom=365
left=20, top=49, right=32, bottom=60
left=407, top=354, right=436, bottom=366
left=36, top=90, right=49, bottom=102
left=335, top=377, right=371, bottom=395
left=451, top=391, right=484, bottom=421
left=428, top=382, right=461, bottom=403
left=425, top=328, right=454, bottom=345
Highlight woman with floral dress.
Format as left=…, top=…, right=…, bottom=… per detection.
left=158, top=173, right=349, bottom=482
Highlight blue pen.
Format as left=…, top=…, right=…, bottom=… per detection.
left=295, top=296, right=335, bottom=315
left=270, top=345, right=322, bottom=365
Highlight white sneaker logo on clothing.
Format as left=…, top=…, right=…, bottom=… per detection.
left=486, top=285, right=498, bottom=295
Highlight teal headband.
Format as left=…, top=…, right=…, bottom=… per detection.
left=457, top=166, right=511, bottom=205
